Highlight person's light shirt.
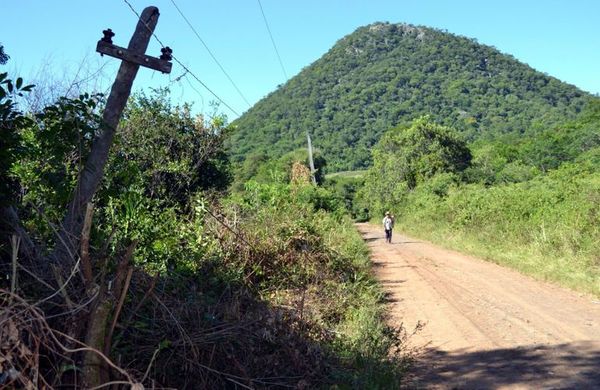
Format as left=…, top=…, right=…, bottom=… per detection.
left=383, top=217, right=393, bottom=230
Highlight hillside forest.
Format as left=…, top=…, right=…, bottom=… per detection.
left=1, top=21, right=600, bottom=389
left=230, top=23, right=591, bottom=172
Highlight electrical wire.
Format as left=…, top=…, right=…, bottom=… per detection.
left=256, top=0, right=288, bottom=80
left=176, top=58, right=239, bottom=116
left=168, top=0, right=252, bottom=108
left=121, top=0, right=240, bottom=116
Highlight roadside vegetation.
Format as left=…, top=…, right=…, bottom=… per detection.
left=357, top=106, right=600, bottom=297
left=1, top=72, right=410, bottom=388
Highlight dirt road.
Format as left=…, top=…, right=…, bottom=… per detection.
left=356, top=223, right=600, bottom=389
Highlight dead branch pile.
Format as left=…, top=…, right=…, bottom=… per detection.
left=0, top=290, right=139, bottom=389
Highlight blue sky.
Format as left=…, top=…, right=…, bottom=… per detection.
left=3, top=0, right=599, bottom=120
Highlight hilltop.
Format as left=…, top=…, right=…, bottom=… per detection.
left=229, top=22, right=593, bottom=172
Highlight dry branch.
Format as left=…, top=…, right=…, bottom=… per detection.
left=80, top=202, right=95, bottom=288
left=10, top=234, right=20, bottom=298
left=0, top=289, right=139, bottom=389
left=105, top=266, right=133, bottom=356
left=1, top=206, right=38, bottom=261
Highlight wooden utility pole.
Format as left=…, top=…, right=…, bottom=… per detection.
left=307, top=131, right=317, bottom=186
left=58, top=7, right=172, bottom=388
left=51, top=6, right=171, bottom=268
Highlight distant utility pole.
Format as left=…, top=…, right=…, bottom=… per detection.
left=307, top=131, right=317, bottom=186
left=52, top=6, right=172, bottom=267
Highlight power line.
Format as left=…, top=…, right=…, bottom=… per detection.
left=121, top=0, right=240, bottom=116
left=168, top=0, right=252, bottom=108
left=175, top=59, right=239, bottom=116
left=183, top=74, right=205, bottom=106
left=256, top=0, right=288, bottom=80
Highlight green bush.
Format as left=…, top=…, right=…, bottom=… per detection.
left=397, top=164, right=600, bottom=295
left=358, top=116, right=471, bottom=220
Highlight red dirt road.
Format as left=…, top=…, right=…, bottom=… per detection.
left=356, top=223, right=600, bottom=389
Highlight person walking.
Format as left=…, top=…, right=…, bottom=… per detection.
left=383, top=211, right=394, bottom=243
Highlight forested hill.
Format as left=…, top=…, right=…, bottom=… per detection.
left=229, top=22, right=594, bottom=172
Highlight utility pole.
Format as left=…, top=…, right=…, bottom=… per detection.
left=52, top=6, right=172, bottom=267
left=56, top=7, right=172, bottom=388
left=307, top=131, right=317, bottom=186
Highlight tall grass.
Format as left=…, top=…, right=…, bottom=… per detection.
left=396, top=166, right=600, bottom=296
left=316, top=213, right=412, bottom=388
left=230, top=181, right=412, bottom=387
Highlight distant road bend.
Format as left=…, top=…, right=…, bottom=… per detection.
left=356, top=223, right=600, bottom=389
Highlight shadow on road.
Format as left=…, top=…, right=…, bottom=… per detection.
left=364, top=237, right=381, bottom=242
left=364, top=237, right=421, bottom=244
left=410, top=341, right=600, bottom=389
left=383, top=291, right=400, bottom=303
left=373, top=262, right=417, bottom=269
left=379, top=279, right=407, bottom=286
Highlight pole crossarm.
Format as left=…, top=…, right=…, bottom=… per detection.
left=96, top=40, right=172, bottom=73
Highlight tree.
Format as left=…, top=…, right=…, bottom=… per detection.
left=1, top=73, right=37, bottom=259
left=3, top=82, right=234, bottom=387
left=359, top=116, right=471, bottom=217
left=375, top=116, right=471, bottom=188
left=0, top=73, right=34, bottom=204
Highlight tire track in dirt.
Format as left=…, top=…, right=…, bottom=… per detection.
left=356, top=223, right=600, bottom=389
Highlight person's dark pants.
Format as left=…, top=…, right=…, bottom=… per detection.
left=385, top=229, right=392, bottom=243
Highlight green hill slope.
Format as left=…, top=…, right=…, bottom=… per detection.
left=229, top=22, right=593, bottom=172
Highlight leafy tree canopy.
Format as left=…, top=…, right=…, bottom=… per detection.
left=358, top=116, right=470, bottom=217
left=375, top=116, right=471, bottom=188
left=239, top=148, right=326, bottom=188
